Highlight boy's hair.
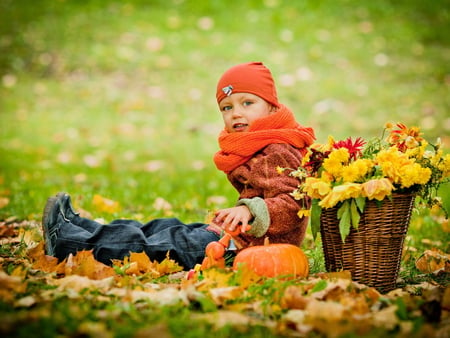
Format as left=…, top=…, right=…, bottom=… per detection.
left=216, top=62, right=279, bottom=107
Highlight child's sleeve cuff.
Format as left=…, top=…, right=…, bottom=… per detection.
left=236, top=197, right=270, bottom=238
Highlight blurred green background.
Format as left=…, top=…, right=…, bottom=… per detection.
left=0, top=0, right=449, bottom=223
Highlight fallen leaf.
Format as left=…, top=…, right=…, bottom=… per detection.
left=0, top=197, right=9, bottom=208
left=55, top=275, right=115, bottom=293
left=127, top=251, right=155, bottom=274
left=92, top=194, right=121, bottom=213
left=280, top=285, right=310, bottom=310
left=209, top=286, right=242, bottom=306
left=0, top=270, right=27, bottom=301
left=0, top=223, right=16, bottom=238
left=108, top=286, right=188, bottom=306
left=154, top=253, right=183, bottom=275
left=153, top=197, right=172, bottom=215
left=371, top=304, right=399, bottom=330
left=15, top=295, right=37, bottom=308
left=232, top=263, right=262, bottom=288
left=65, top=250, right=116, bottom=280
left=415, top=248, right=450, bottom=274
left=282, top=309, right=310, bottom=335
left=317, top=270, right=352, bottom=280
left=197, top=269, right=233, bottom=291
left=18, top=227, right=41, bottom=248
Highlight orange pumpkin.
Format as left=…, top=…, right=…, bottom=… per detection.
left=232, top=242, right=309, bottom=278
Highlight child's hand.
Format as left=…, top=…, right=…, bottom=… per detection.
left=214, top=205, right=253, bottom=233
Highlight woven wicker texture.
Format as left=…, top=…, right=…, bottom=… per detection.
left=320, top=194, right=415, bottom=293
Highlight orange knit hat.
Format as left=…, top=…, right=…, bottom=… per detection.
left=216, top=62, right=279, bottom=107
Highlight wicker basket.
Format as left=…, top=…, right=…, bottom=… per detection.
left=320, top=193, right=415, bottom=293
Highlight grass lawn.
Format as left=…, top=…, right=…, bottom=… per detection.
left=0, top=1, right=449, bottom=337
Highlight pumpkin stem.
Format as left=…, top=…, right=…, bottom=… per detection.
left=264, top=237, right=270, bottom=246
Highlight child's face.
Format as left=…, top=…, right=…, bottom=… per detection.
left=219, top=93, right=276, bottom=133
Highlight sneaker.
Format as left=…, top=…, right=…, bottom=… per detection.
left=42, top=192, right=79, bottom=256
left=59, top=193, right=80, bottom=221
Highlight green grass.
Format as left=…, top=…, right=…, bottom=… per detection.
left=0, top=0, right=449, bottom=313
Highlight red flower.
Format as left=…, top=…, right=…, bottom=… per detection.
left=333, top=137, right=366, bottom=160
left=304, top=148, right=330, bottom=175
left=387, top=123, right=423, bottom=152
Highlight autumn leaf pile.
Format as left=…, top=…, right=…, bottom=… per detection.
left=1, top=221, right=449, bottom=337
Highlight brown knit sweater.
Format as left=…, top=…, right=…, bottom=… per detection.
left=213, top=143, right=309, bottom=249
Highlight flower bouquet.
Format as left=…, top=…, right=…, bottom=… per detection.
left=282, top=123, right=449, bottom=291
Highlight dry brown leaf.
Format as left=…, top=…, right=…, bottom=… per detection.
left=18, top=227, right=41, bottom=248
left=0, top=223, right=16, bottom=238
left=29, top=242, right=66, bottom=274
left=209, top=286, right=242, bottom=306
left=15, top=295, right=37, bottom=308
left=282, top=310, right=310, bottom=336
left=197, top=269, right=233, bottom=291
left=127, top=251, right=155, bottom=274
left=155, top=253, right=183, bottom=275
left=316, top=270, right=352, bottom=280
left=371, top=304, right=399, bottom=330
left=108, top=286, right=188, bottom=306
left=64, top=250, right=116, bottom=280
left=55, top=275, right=115, bottom=293
left=92, top=194, right=121, bottom=214
left=112, top=251, right=182, bottom=277
left=32, top=255, right=64, bottom=274
left=10, top=265, right=28, bottom=279
left=0, top=270, right=27, bottom=301
left=280, top=285, right=309, bottom=310
left=415, top=248, right=450, bottom=274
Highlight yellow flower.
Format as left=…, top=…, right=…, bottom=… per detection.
left=290, top=168, right=307, bottom=179
left=341, top=159, right=373, bottom=183
left=399, top=163, right=431, bottom=188
left=430, top=148, right=443, bottom=167
left=439, top=154, right=450, bottom=178
left=405, top=140, right=428, bottom=159
left=309, top=137, right=334, bottom=153
left=323, top=148, right=349, bottom=179
left=303, top=177, right=331, bottom=199
left=376, top=147, right=411, bottom=184
left=326, top=135, right=335, bottom=149
left=297, top=209, right=311, bottom=218
left=361, top=178, right=394, bottom=201
left=290, top=189, right=305, bottom=200
left=276, top=166, right=285, bottom=175
left=319, top=183, right=362, bottom=209
left=301, top=150, right=311, bottom=166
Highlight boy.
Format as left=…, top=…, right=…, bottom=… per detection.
left=42, top=62, right=315, bottom=269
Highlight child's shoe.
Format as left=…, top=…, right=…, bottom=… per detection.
left=41, top=192, right=79, bottom=256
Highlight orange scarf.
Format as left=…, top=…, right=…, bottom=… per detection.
left=213, top=104, right=315, bottom=173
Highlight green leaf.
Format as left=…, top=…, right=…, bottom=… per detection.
left=350, top=199, right=361, bottom=230
left=310, top=199, right=322, bottom=241
left=355, top=197, right=366, bottom=213
left=311, top=279, right=328, bottom=293
left=337, top=201, right=351, bottom=243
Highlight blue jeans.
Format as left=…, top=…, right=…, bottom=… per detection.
left=54, top=214, right=220, bottom=269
